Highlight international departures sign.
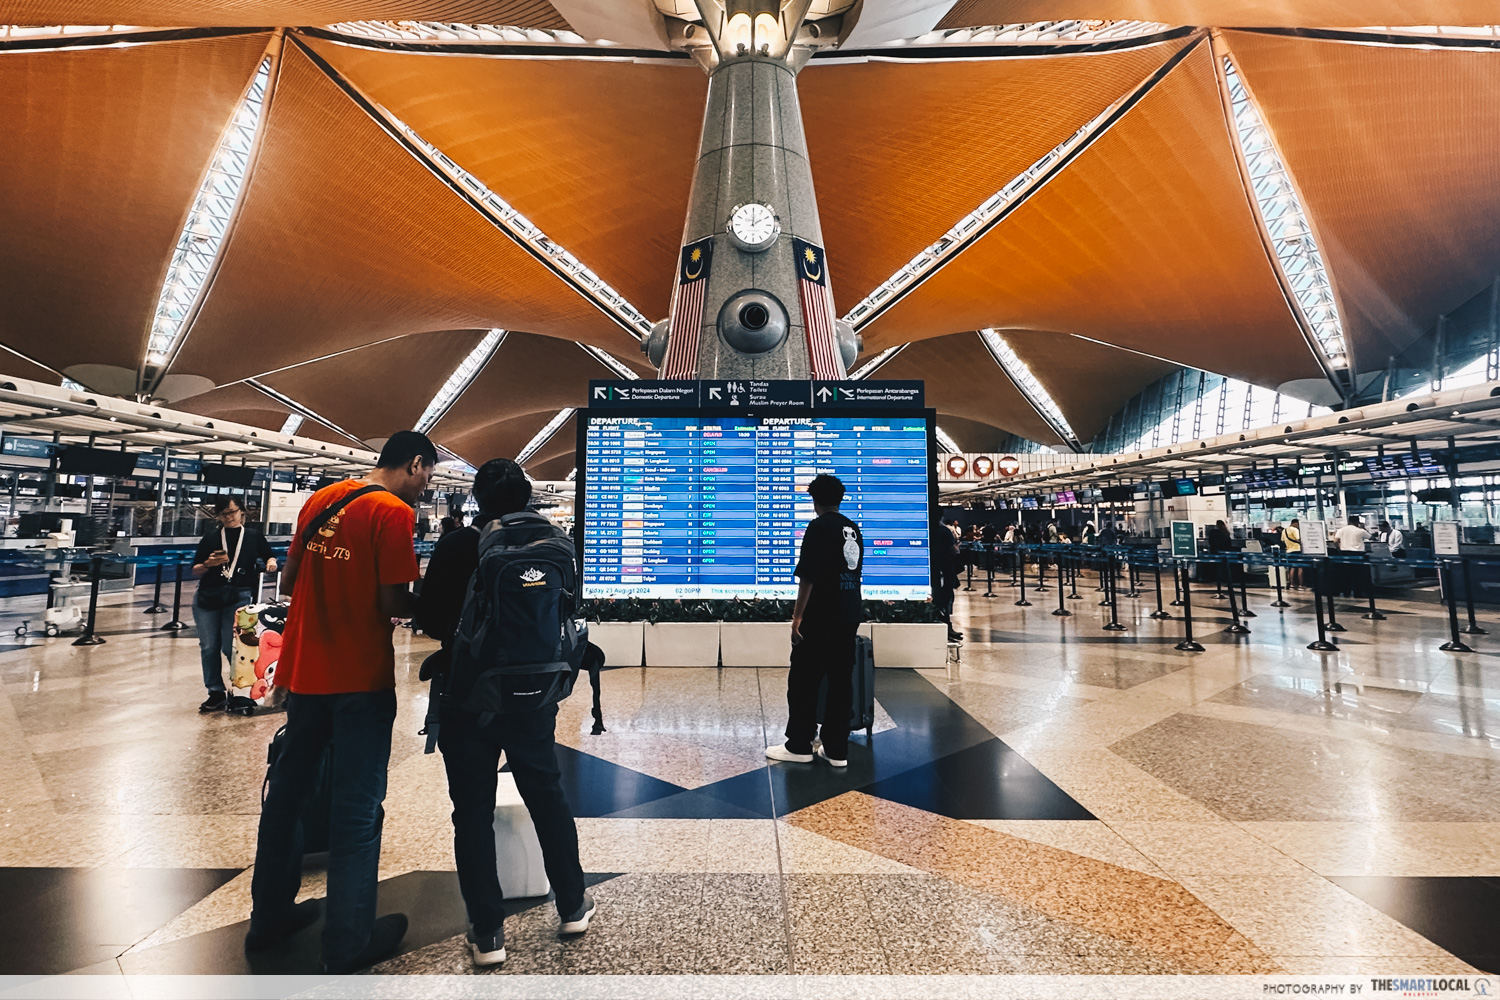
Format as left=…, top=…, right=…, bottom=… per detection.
left=587, top=380, right=924, bottom=410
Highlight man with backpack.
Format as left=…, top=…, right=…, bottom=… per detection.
left=766, top=474, right=864, bottom=768
left=247, top=431, right=435, bottom=974
left=416, top=458, right=593, bottom=968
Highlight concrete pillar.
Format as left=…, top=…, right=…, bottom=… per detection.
left=662, top=55, right=839, bottom=379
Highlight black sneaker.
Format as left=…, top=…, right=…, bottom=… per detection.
left=244, top=899, right=321, bottom=952
left=559, top=891, right=596, bottom=935
left=321, top=913, right=408, bottom=974
left=467, top=925, right=506, bottom=966
left=947, top=629, right=964, bottom=642
left=199, top=690, right=227, bottom=713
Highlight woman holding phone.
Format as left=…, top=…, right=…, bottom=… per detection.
left=194, top=497, right=276, bottom=712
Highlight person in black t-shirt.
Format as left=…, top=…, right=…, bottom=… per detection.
left=767, top=475, right=863, bottom=769
left=193, top=496, right=276, bottom=712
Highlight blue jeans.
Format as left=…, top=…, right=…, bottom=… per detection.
left=192, top=588, right=252, bottom=692
left=250, top=689, right=397, bottom=967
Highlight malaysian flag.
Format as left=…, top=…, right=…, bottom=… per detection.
left=793, top=237, right=843, bottom=378
left=659, top=237, right=714, bottom=379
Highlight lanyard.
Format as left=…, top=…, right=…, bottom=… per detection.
left=219, top=525, right=245, bottom=582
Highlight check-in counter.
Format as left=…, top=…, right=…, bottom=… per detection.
left=1368, top=541, right=1416, bottom=587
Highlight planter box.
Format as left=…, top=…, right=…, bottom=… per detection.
left=588, top=621, right=643, bottom=669
left=719, top=622, right=793, bottom=667
left=644, top=622, right=721, bottom=667
left=871, top=622, right=949, bottom=669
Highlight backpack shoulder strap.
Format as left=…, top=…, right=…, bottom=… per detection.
left=300, top=484, right=388, bottom=548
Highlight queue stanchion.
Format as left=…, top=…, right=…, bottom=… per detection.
left=1270, top=548, right=1290, bottom=609
left=983, top=545, right=996, bottom=599
left=162, top=559, right=188, bottom=632
left=1124, top=558, right=1140, bottom=599
left=1224, top=557, right=1250, bottom=635
left=1015, top=546, right=1032, bottom=607
left=72, top=554, right=107, bottom=647
left=1171, top=560, right=1185, bottom=607
left=1307, top=560, right=1339, bottom=652
left=1236, top=559, right=1256, bottom=617
left=1068, top=553, right=1082, bottom=600
left=1175, top=561, right=1204, bottom=651
left=1362, top=555, right=1386, bottom=621
left=1103, top=552, right=1128, bottom=631
left=1035, top=549, right=1048, bottom=592
left=1009, top=545, right=1020, bottom=588
left=1098, top=549, right=1113, bottom=606
left=1150, top=553, right=1171, bottom=620
left=963, top=548, right=975, bottom=593
left=1439, top=558, right=1474, bottom=653
left=1324, top=560, right=1348, bottom=633
left=1459, top=556, right=1487, bottom=635
left=1052, top=557, right=1072, bottom=617
left=145, top=559, right=168, bottom=614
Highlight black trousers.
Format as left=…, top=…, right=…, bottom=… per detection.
left=437, top=705, right=585, bottom=934
left=785, top=622, right=859, bottom=759
left=935, top=584, right=955, bottom=623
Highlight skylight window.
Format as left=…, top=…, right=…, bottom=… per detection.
left=979, top=330, right=1080, bottom=449
left=516, top=408, right=576, bottom=465
left=327, top=21, right=587, bottom=44
left=848, top=344, right=906, bottom=380
left=919, top=21, right=1171, bottom=45
left=144, top=55, right=271, bottom=374
left=1221, top=54, right=1350, bottom=371
left=415, top=330, right=505, bottom=434
left=386, top=117, right=652, bottom=340
left=279, top=413, right=304, bottom=436
left=935, top=426, right=961, bottom=453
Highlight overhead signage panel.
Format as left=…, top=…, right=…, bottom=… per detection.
left=812, top=381, right=924, bottom=409
left=588, top=381, right=699, bottom=408
left=700, top=380, right=812, bottom=410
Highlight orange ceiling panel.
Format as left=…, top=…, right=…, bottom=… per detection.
left=260, top=329, right=487, bottom=441
left=801, top=35, right=1189, bottom=315
left=878, top=333, right=1064, bottom=446
left=428, top=332, right=604, bottom=463
left=174, top=381, right=359, bottom=445
left=862, top=44, right=1322, bottom=389
left=0, top=0, right=568, bottom=27
left=940, top=1, right=1500, bottom=28
left=307, top=35, right=705, bottom=321
left=1225, top=30, right=1500, bottom=362
left=528, top=452, right=576, bottom=481
left=1003, top=330, right=1177, bottom=441
left=938, top=415, right=1012, bottom=453
left=173, top=41, right=635, bottom=386
left=0, top=32, right=269, bottom=376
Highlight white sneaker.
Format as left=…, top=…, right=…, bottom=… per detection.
left=559, top=892, right=596, bottom=935
left=816, top=747, right=847, bottom=768
left=765, top=743, right=815, bottom=763
left=467, top=927, right=506, bottom=966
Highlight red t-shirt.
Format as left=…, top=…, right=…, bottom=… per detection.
left=276, top=480, right=420, bottom=694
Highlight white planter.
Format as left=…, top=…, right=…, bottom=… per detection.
left=719, top=622, right=793, bottom=667
left=588, top=621, right=643, bottom=669
left=871, top=623, right=949, bottom=669
left=644, top=622, right=721, bottom=667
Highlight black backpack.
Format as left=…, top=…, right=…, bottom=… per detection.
left=448, top=511, right=587, bottom=716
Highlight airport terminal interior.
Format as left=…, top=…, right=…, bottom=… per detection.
left=4, top=0, right=1500, bottom=994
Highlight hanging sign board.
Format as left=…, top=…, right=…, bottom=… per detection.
left=1171, top=520, right=1197, bottom=559
left=1301, top=520, right=1328, bottom=556
left=1433, top=521, right=1461, bottom=556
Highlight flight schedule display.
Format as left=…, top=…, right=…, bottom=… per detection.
left=580, top=413, right=933, bottom=601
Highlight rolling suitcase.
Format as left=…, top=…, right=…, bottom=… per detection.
left=816, top=633, right=876, bottom=738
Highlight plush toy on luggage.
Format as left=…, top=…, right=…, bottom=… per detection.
left=227, top=602, right=288, bottom=717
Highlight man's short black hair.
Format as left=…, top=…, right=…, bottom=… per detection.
left=807, top=474, right=845, bottom=506
left=473, top=457, right=532, bottom=515
left=377, top=430, right=438, bottom=470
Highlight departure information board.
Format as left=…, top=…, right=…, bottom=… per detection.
left=579, top=412, right=934, bottom=600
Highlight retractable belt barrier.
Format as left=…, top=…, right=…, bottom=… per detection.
left=951, top=542, right=1493, bottom=654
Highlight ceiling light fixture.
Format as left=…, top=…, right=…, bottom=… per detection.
left=414, top=329, right=506, bottom=433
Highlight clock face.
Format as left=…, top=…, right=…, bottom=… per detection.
left=728, top=203, right=779, bottom=251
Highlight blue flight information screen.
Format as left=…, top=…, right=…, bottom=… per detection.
left=581, top=413, right=933, bottom=600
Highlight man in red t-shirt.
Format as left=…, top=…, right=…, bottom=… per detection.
left=248, top=431, right=435, bottom=974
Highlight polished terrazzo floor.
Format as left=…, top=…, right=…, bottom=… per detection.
left=1, top=573, right=1498, bottom=979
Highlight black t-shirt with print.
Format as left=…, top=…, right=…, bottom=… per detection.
left=795, top=510, right=864, bottom=631
left=194, top=524, right=274, bottom=591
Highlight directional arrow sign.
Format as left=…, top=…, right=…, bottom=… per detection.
left=587, top=380, right=700, bottom=408
left=708, top=387, right=722, bottom=400
left=593, top=386, right=607, bottom=400
left=816, top=386, right=833, bottom=401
